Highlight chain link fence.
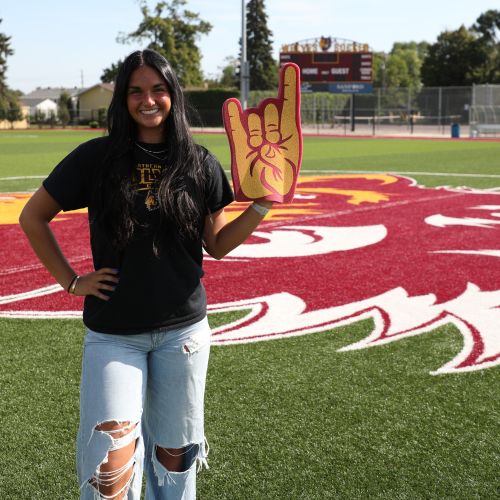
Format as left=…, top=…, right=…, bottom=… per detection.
left=69, top=85, right=500, bottom=138
left=243, top=85, right=500, bottom=137
left=291, top=86, right=473, bottom=137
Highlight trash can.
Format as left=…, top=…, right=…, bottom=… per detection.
left=451, top=122, right=460, bottom=138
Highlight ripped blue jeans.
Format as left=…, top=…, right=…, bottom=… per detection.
left=77, top=317, right=211, bottom=499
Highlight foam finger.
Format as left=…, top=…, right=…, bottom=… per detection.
left=223, top=98, right=245, bottom=143
left=280, top=64, right=300, bottom=129
left=248, top=112, right=263, bottom=148
left=264, top=103, right=280, bottom=143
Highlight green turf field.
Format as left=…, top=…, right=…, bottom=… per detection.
left=1, top=130, right=499, bottom=499
left=1, top=129, right=500, bottom=191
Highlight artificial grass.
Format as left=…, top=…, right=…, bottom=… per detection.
left=1, top=131, right=499, bottom=192
left=201, top=321, right=499, bottom=499
left=1, top=130, right=499, bottom=498
left=0, top=319, right=81, bottom=499
left=0, top=317, right=498, bottom=499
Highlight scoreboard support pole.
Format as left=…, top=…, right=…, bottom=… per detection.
left=350, top=93, right=356, bottom=132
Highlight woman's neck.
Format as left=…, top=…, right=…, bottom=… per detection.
left=136, top=128, right=165, bottom=144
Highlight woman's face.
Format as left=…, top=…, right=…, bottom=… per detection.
left=127, top=64, right=172, bottom=142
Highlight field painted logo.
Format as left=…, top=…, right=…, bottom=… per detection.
left=1, top=175, right=499, bottom=375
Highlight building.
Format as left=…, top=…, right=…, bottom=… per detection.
left=19, top=84, right=115, bottom=124
left=0, top=105, right=30, bottom=129
left=77, top=83, right=114, bottom=121
left=20, top=87, right=80, bottom=119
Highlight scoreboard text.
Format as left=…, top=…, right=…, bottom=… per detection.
left=279, top=51, right=372, bottom=84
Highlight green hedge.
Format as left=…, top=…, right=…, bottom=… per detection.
left=185, top=89, right=239, bottom=127
left=184, top=88, right=352, bottom=127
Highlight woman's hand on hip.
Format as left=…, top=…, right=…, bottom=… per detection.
left=73, top=268, right=119, bottom=301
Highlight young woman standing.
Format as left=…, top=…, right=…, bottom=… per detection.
left=19, top=49, right=273, bottom=499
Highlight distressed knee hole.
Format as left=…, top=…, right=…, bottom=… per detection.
left=151, top=439, right=209, bottom=487
left=95, top=420, right=136, bottom=439
left=88, top=420, right=140, bottom=500
left=156, top=443, right=199, bottom=473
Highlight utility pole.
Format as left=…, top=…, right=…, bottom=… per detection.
left=240, top=0, right=249, bottom=108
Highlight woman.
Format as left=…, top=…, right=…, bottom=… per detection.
left=19, top=49, right=272, bottom=499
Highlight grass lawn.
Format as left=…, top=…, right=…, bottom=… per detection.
left=1, top=317, right=498, bottom=499
left=1, top=129, right=499, bottom=191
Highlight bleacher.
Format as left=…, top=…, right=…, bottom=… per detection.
left=469, top=85, right=500, bottom=137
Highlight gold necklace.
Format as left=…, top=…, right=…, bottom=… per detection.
left=134, top=142, right=168, bottom=161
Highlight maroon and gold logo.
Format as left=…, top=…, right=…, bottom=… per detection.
left=1, top=175, right=499, bottom=375
left=319, top=36, right=332, bottom=51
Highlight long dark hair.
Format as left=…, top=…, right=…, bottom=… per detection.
left=94, top=49, right=205, bottom=252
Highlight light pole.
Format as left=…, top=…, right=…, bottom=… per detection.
left=240, top=0, right=250, bottom=108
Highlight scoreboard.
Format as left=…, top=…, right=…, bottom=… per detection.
left=280, top=39, right=373, bottom=93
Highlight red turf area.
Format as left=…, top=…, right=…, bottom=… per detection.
left=1, top=175, right=499, bottom=374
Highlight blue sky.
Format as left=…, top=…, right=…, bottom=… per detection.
left=2, top=0, right=499, bottom=93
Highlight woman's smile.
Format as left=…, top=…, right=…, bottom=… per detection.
left=140, top=107, right=160, bottom=115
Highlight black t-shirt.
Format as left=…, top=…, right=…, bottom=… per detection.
left=43, top=136, right=234, bottom=334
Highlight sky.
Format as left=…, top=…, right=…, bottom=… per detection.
left=2, top=0, right=499, bottom=94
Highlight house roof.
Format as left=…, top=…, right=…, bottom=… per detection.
left=20, top=97, right=58, bottom=107
left=77, top=83, right=115, bottom=96
left=21, top=86, right=83, bottom=100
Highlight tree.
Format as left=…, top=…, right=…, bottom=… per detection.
left=6, top=95, right=22, bottom=127
left=101, top=60, right=123, bottom=83
left=245, top=0, right=278, bottom=90
left=385, top=53, right=411, bottom=88
left=0, top=19, right=13, bottom=95
left=390, top=42, right=428, bottom=88
left=33, top=108, right=45, bottom=127
left=113, top=0, right=212, bottom=87
left=471, top=9, right=500, bottom=82
left=0, top=20, right=23, bottom=126
left=472, top=9, right=500, bottom=42
left=203, top=56, right=238, bottom=89
left=421, top=26, right=486, bottom=86
left=47, top=109, right=57, bottom=128
left=421, top=10, right=500, bottom=86
left=217, top=56, right=239, bottom=89
left=371, top=52, right=387, bottom=89
left=0, top=89, right=23, bottom=128
left=58, top=91, right=72, bottom=127
left=372, top=42, right=428, bottom=89
left=387, top=49, right=421, bottom=89
left=392, top=41, right=429, bottom=62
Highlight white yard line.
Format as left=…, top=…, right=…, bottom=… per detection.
left=0, top=284, right=63, bottom=305
left=0, top=255, right=91, bottom=277
left=0, top=175, right=45, bottom=180
left=301, top=170, right=500, bottom=179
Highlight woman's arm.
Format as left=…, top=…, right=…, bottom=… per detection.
left=19, top=186, right=118, bottom=300
left=202, top=200, right=273, bottom=260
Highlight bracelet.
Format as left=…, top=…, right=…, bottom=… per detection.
left=251, top=202, right=270, bottom=217
left=68, top=275, right=80, bottom=295
left=66, top=275, right=77, bottom=293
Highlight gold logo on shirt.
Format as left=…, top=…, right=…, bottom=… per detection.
left=133, top=163, right=163, bottom=211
